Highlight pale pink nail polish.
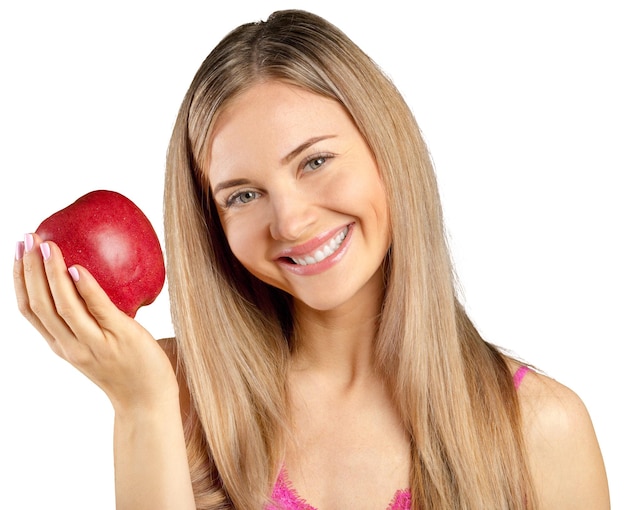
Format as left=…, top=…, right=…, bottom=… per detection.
left=40, top=242, right=51, bottom=261
left=15, top=241, right=25, bottom=261
left=68, top=266, right=80, bottom=282
left=24, top=233, right=34, bottom=252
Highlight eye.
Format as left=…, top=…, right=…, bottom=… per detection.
left=303, top=153, right=334, bottom=172
left=225, top=190, right=261, bottom=207
left=307, top=156, right=326, bottom=170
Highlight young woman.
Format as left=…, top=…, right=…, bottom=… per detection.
left=14, top=9, right=609, bottom=510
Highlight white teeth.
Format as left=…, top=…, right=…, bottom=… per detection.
left=292, top=227, right=348, bottom=266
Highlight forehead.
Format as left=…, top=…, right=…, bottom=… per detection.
left=205, top=81, right=356, bottom=184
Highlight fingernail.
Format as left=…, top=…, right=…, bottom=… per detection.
left=68, top=266, right=80, bottom=282
left=24, top=233, right=34, bottom=252
left=15, top=241, right=25, bottom=261
left=40, top=242, right=51, bottom=261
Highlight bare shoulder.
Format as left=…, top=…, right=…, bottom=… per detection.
left=158, top=337, right=192, bottom=422
left=158, top=337, right=180, bottom=368
left=514, top=365, right=610, bottom=509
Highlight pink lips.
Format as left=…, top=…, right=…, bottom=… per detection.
left=275, top=223, right=353, bottom=276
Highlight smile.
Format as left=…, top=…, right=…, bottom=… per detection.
left=289, top=227, right=348, bottom=266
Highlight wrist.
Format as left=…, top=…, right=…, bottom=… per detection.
left=111, top=382, right=182, bottom=421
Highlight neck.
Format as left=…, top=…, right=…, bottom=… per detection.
left=289, top=273, right=384, bottom=389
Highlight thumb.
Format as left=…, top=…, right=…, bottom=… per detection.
left=68, top=264, right=129, bottom=326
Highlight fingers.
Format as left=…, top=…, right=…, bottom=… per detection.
left=65, top=263, right=128, bottom=333
left=15, top=233, right=98, bottom=361
left=39, top=240, right=105, bottom=341
left=15, top=232, right=129, bottom=347
left=14, top=234, right=71, bottom=353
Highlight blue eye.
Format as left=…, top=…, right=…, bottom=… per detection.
left=307, top=156, right=326, bottom=170
left=226, top=190, right=260, bottom=207
left=304, top=154, right=333, bottom=172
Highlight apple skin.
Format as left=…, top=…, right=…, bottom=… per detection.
left=36, top=190, right=166, bottom=318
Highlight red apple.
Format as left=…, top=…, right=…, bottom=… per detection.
left=36, top=190, right=166, bottom=318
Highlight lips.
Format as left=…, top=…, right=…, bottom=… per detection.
left=289, top=227, right=348, bottom=265
left=275, top=224, right=353, bottom=274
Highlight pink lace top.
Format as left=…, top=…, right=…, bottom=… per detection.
left=268, top=468, right=411, bottom=510
left=267, top=366, right=530, bottom=510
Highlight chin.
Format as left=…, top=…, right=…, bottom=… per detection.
left=291, top=289, right=360, bottom=314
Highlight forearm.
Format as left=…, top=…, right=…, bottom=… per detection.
left=113, top=399, right=195, bottom=510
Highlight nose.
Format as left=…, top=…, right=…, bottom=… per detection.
left=268, top=191, right=316, bottom=241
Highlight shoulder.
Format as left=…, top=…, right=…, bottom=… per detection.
left=158, top=337, right=180, bottom=368
left=158, top=337, right=192, bottom=422
left=513, top=364, right=610, bottom=509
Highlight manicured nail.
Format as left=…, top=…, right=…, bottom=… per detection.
left=24, top=233, right=34, bottom=252
left=15, top=241, right=25, bottom=261
left=40, top=242, right=51, bottom=261
left=68, top=266, right=80, bottom=282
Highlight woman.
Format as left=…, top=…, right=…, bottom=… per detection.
left=14, top=9, right=609, bottom=510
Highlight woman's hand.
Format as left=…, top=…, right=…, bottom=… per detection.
left=16, top=233, right=197, bottom=509
left=14, top=232, right=178, bottom=414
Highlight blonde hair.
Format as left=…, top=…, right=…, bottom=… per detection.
left=164, top=9, right=536, bottom=509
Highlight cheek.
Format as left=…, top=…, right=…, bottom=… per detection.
left=361, top=174, right=391, bottom=247
left=220, top=215, right=263, bottom=267
left=374, top=183, right=391, bottom=236
left=339, top=170, right=389, bottom=226
left=368, top=172, right=388, bottom=211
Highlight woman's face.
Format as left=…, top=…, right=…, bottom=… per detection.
left=206, top=81, right=390, bottom=312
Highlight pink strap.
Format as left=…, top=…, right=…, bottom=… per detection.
left=513, top=365, right=530, bottom=389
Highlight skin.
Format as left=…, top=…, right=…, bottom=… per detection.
left=14, top=79, right=610, bottom=509
left=208, top=81, right=407, bottom=508
left=515, top=365, right=611, bottom=509
left=209, top=80, right=391, bottom=315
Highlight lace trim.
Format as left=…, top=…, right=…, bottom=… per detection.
left=269, top=468, right=316, bottom=510
left=268, top=468, right=411, bottom=510
left=387, top=488, right=411, bottom=510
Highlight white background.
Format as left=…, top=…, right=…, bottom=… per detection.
left=1, top=1, right=623, bottom=508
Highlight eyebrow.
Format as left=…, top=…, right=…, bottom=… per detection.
left=212, top=178, right=252, bottom=196
left=212, top=135, right=336, bottom=196
left=280, top=135, right=336, bottom=164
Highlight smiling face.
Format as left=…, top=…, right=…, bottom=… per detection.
left=206, top=81, right=390, bottom=313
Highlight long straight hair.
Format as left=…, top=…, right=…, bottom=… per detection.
left=164, top=9, right=536, bottom=509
